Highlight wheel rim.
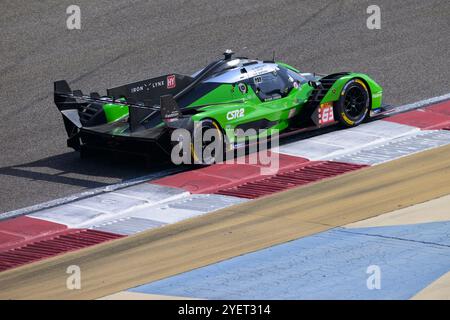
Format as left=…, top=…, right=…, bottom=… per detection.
left=343, top=87, right=367, bottom=118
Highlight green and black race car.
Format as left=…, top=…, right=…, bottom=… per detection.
left=54, top=50, right=389, bottom=163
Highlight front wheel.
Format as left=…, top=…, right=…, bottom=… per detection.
left=334, top=79, right=370, bottom=127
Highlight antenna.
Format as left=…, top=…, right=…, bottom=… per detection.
left=272, top=50, right=275, bottom=62
left=223, top=49, right=234, bottom=60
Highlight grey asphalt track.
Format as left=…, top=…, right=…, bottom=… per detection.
left=0, top=0, right=449, bottom=213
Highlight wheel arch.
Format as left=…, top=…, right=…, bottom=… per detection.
left=320, top=73, right=381, bottom=110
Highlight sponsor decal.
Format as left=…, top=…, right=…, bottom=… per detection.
left=163, top=111, right=180, bottom=122
left=318, top=102, right=334, bottom=125
left=167, top=75, right=176, bottom=89
left=151, top=80, right=165, bottom=88
left=263, top=94, right=281, bottom=102
left=238, top=83, right=247, bottom=94
left=254, top=76, right=262, bottom=84
left=130, top=86, right=144, bottom=93
left=130, top=78, right=168, bottom=93
left=246, top=64, right=277, bottom=78
left=227, top=108, right=245, bottom=120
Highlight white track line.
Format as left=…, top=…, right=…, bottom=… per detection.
left=0, top=168, right=184, bottom=221
left=391, top=92, right=450, bottom=114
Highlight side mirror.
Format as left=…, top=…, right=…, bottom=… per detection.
left=308, top=80, right=321, bottom=89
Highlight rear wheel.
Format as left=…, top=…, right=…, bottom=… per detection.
left=191, top=119, right=224, bottom=164
left=334, top=79, right=370, bottom=127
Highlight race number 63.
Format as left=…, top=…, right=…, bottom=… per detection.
left=319, top=103, right=334, bottom=125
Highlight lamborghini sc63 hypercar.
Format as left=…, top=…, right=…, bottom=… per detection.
left=54, top=50, right=387, bottom=163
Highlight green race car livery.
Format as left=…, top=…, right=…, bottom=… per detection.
left=54, top=50, right=387, bottom=163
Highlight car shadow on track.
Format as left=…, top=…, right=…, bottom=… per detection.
left=0, top=151, right=178, bottom=189
left=0, top=119, right=377, bottom=190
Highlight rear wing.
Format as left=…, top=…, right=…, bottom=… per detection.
left=106, top=74, right=193, bottom=105
left=54, top=80, right=183, bottom=132
left=54, top=80, right=159, bottom=111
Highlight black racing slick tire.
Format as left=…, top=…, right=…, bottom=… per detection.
left=334, top=79, right=370, bottom=127
left=191, top=119, right=224, bottom=165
